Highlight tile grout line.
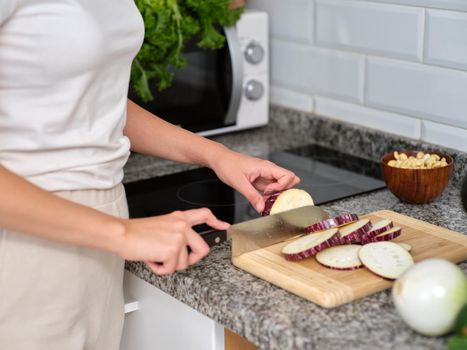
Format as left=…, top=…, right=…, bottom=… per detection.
left=421, top=7, right=427, bottom=64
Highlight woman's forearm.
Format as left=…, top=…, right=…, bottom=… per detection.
left=124, top=99, right=230, bottom=168
left=0, top=165, right=125, bottom=253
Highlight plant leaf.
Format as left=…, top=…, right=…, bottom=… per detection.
left=130, top=0, right=244, bottom=102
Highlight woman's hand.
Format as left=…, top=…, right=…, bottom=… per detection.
left=211, top=149, right=300, bottom=213
left=118, top=208, right=229, bottom=275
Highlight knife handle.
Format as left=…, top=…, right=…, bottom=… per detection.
left=152, top=230, right=228, bottom=266
left=198, top=229, right=228, bottom=247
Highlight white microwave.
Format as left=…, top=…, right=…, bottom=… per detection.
left=129, top=10, right=269, bottom=137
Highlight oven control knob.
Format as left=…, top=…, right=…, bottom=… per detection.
left=244, top=41, right=264, bottom=64
left=244, top=80, right=264, bottom=101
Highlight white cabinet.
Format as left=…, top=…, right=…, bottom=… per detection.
left=121, top=271, right=224, bottom=350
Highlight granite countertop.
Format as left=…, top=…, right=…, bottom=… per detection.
left=124, top=106, right=467, bottom=350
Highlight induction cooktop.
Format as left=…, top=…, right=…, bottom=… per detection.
left=124, top=144, right=385, bottom=229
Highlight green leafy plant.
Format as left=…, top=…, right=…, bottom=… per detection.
left=131, top=0, right=244, bottom=102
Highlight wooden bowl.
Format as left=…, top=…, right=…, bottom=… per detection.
left=381, top=151, right=453, bottom=204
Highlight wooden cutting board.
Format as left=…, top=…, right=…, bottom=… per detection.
left=232, top=210, right=467, bottom=308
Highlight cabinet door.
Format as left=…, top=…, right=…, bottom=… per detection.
left=121, top=271, right=224, bottom=350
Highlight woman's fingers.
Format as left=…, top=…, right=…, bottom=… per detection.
left=231, top=175, right=266, bottom=212
left=175, top=246, right=189, bottom=271
left=183, top=208, right=230, bottom=230
left=238, top=168, right=300, bottom=212
left=263, top=173, right=300, bottom=194
left=185, top=228, right=210, bottom=265
left=145, top=260, right=176, bottom=275
left=145, top=241, right=188, bottom=274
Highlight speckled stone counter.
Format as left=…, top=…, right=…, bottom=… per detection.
left=124, top=106, right=467, bottom=350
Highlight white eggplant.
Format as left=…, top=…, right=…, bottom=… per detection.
left=315, top=245, right=363, bottom=270
left=282, top=228, right=340, bottom=261
left=359, top=242, right=414, bottom=279
left=262, top=189, right=314, bottom=216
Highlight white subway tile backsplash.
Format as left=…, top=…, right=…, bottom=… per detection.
left=422, top=120, right=467, bottom=152
left=270, top=86, right=314, bottom=112
left=271, top=40, right=365, bottom=103
left=315, top=96, right=422, bottom=138
left=308, top=49, right=365, bottom=103
left=316, top=0, right=424, bottom=61
left=365, top=57, right=467, bottom=129
left=247, top=0, right=314, bottom=43
left=367, top=0, right=467, bottom=13
left=270, top=40, right=311, bottom=92
left=425, top=9, right=467, bottom=71
left=253, top=1, right=467, bottom=149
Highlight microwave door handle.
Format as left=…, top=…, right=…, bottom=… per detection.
left=223, top=25, right=243, bottom=126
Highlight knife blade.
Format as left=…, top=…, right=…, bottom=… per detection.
left=199, top=205, right=328, bottom=257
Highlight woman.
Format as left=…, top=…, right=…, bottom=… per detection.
left=0, top=1, right=299, bottom=349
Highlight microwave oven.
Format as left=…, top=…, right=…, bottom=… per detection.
left=128, top=10, right=269, bottom=137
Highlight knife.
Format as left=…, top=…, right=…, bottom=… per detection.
left=199, top=205, right=328, bottom=257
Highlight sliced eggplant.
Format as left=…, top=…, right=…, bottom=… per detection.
left=397, top=242, right=412, bottom=252
left=361, top=219, right=394, bottom=241
left=315, top=245, right=363, bottom=270
left=262, top=193, right=281, bottom=216
left=304, top=213, right=359, bottom=233
left=339, top=219, right=372, bottom=244
left=369, top=226, right=402, bottom=242
left=359, top=242, right=414, bottom=279
left=282, top=228, right=340, bottom=261
left=262, top=188, right=314, bottom=216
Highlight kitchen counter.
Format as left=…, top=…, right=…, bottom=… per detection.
left=124, top=106, right=467, bottom=350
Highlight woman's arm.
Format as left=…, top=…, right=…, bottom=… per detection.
left=124, top=99, right=300, bottom=212
left=125, top=99, right=228, bottom=167
left=0, top=165, right=226, bottom=274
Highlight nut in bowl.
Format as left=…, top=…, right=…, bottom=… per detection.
left=381, top=151, right=453, bottom=204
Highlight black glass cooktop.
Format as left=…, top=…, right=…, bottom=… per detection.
left=124, top=144, right=385, bottom=229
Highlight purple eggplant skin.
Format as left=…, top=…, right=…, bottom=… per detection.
left=283, top=234, right=341, bottom=261
left=339, top=221, right=373, bottom=244
left=361, top=227, right=402, bottom=244
left=370, top=229, right=402, bottom=242
left=305, top=214, right=359, bottom=233
left=339, top=231, right=363, bottom=245
left=317, top=262, right=364, bottom=271
left=261, top=192, right=281, bottom=216
left=360, top=231, right=378, bottom=243
left=304, top=218, right=338, bottom=233
left=361, top=222, right=394, bottom=242
left=333, top=213, right=359, bottom=226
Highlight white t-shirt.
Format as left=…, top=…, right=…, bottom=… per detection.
left=0, top=0, right=144, bottom=191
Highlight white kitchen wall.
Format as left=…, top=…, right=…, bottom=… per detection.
left=247, top=0, right=467, bottom=152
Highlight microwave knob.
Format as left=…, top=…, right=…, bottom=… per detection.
left=244, top=80, right=264, bottom=101
left=244, top=41, right=264, bottom=64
